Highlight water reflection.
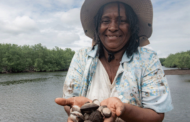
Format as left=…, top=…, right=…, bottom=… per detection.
left=0, top=72, right=68, bottom=122
left=164, top=75, right=190, bottom=122
left=0, top=74, right=65, bottom=86
left=0, top=77, right=53, bottom=86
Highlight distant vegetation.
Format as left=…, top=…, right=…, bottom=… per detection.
left=0, top=43, right=75, bottom=73
left=1, top=43, right=189, bottom=73
left=160, top=50, right=190, bottom=69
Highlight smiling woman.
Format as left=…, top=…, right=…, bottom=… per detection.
left=94, top=2, right=139, bottom=62
left=55, top=0, right=173, bottom=122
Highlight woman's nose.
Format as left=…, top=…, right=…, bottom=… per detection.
left=108, top=21, right=118, bottom=32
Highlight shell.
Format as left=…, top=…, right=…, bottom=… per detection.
left=84, top=113, right=90, bottom=120
left=80, top=103, right=99, bottom=114
left=70, top=111, right=84, bottom=122
left=101, top=105, right=108, bottom=108
left=102, top=108, right=112, bottom=118
left=85, top=101, right=90, bottom=104
left=97, top=105, right=108, bottom=112
left=70, top=105, right=81, bottom=113
left=97, top=106, right=103, bottom=112
left=70, top=114, right=78, bottom=122
left=88, top=110, right=103, bottom=122
left=92, top=99, right=100, bottom=106
left=84, top=120, right=92, bottom=122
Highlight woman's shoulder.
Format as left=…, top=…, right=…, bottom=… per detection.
left=138, top=47, right=157, bottom=55
left=75, top=47, right=93, bottom=56
left=137, top=47, right=158, bottom=61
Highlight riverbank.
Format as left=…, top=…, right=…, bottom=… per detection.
left=0, top=69, right=68, bottom=74
left=164, top=69, right=190, bottom=75
left=1, top=69, right=190, bottom=75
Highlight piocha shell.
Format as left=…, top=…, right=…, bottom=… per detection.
left=88, top=110, right=104, bottom=122
left=70, top=105, right=81, bottom=113
left=84, top=120, right=92, bottom=122
left=80, top=103, right=99, bottom=114
left=84, top=113, right=90, bottom=120
left=97, top=106, right=103, bottom=112
left=92, top=99, right=100, bottom=106
left=97, top=105, right=107, bottom=112
left=70, top=111, right=84, bottom=122
left=70, top=114, right=78, bottom=122
left=101, top=108, right=112, bottom=118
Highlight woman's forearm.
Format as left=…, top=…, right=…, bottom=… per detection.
left=120, top=103, right=164, bottom=122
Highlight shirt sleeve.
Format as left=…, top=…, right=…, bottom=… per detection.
left=62, top=49, right=86, bottom=98
left=141, top=52, right=173, bottom=113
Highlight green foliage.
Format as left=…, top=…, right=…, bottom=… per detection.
left=162, top=50, right=190, bottom=69
left=0, top=43, right=75, bottom=73
left=159, top=58, right=165, bottom=66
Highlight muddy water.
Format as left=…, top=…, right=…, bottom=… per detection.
left=0, top=72, right=68, bottom=122
left=0, top=71, right=190, bottom=122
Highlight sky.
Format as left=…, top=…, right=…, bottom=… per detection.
left=0, top=0, right=189, bottom=58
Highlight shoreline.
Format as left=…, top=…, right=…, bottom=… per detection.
left=1, top=69, right=190, bottom=75
left=164, top=69, right=190, bottom=75
left=0, top=70, right=68, bottom=74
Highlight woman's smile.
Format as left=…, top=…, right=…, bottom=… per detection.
left=105, top=34, right=122, bottom=40
left=99, top=3, right=131, bottom=51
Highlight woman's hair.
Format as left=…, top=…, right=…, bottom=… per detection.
left=93, top=2, right=139, bottom=58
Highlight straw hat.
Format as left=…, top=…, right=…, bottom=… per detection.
left=80, top=0, right=153, bottom=47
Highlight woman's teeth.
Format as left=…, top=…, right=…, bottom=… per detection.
left=107, top=35, right=118, bottom=37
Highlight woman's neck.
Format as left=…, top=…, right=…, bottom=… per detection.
left=99, top=48, right=125, bottom=84
left=102, top=48, right=125, bottom=63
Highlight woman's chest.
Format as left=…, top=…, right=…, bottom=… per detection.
left=113, top=64, right=143, bottom=106
left=87, top=61, right=143, bottom=106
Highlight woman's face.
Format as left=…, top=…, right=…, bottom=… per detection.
left=99, top=3, right=130, bottom=52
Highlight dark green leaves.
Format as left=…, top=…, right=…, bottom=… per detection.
left=0, top=43, right=75, bottom=73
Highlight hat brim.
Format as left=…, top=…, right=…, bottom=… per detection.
left=81, top=0, right=153, bottom=46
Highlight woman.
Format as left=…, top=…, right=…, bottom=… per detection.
left=55, top=0, right=173, bottom=121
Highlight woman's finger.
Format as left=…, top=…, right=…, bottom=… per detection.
left=55, top=98, right=74, bottom=106
left=67, top=117, right=74, bottom=122
left=115, top=104, right=125, bottom=117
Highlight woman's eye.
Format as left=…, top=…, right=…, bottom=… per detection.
left=120, top=20, right=127, bottom=23
left=102, top=20, right=110, bottom=23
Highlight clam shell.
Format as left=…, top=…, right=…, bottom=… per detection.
left=97, top=105, right=108, bottom=112
left=84, top=113, right=90, bottom=120
left=102, top=108, right=112, bottom=118
left=89, top=110, right=103, bottom=122
left=101, top=105, right=108, bottom=108
left=80, top=103, right=99, bottom=114
left=70, top=105, right=81, bottom=113
left=97, top=106, right=103, bottom=112
left=92, top=99, right=100, bottom=106
left=85, top=101, right=90, bottom=104
left=70, top=114, right=78, bottom=122
left=70, top=111, right=84, bottom=122
left=84, top=120, right=92, bottom=122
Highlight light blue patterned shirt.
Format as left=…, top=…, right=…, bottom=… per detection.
left=63, top=45, right=173, bottom=113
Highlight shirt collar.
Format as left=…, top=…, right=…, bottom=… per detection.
left=87, top=45, right=133, bottom=62
left=87, top=45, right=98, bottom=58
left=120, top=52, right=133, bottom=63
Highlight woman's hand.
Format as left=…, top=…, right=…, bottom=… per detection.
left=55, top=96, right=92, bottom=107
left=100, top=97, right=125, bottom=122
left=55, top=97, right=92, bottom=122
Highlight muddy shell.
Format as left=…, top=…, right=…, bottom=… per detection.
left=80, top=103, right=99, bottom=114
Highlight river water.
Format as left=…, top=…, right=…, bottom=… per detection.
left=0, top=71, right=190, bottom=122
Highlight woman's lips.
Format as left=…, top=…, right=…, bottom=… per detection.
left=106, top=35, right=121, bottom=40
